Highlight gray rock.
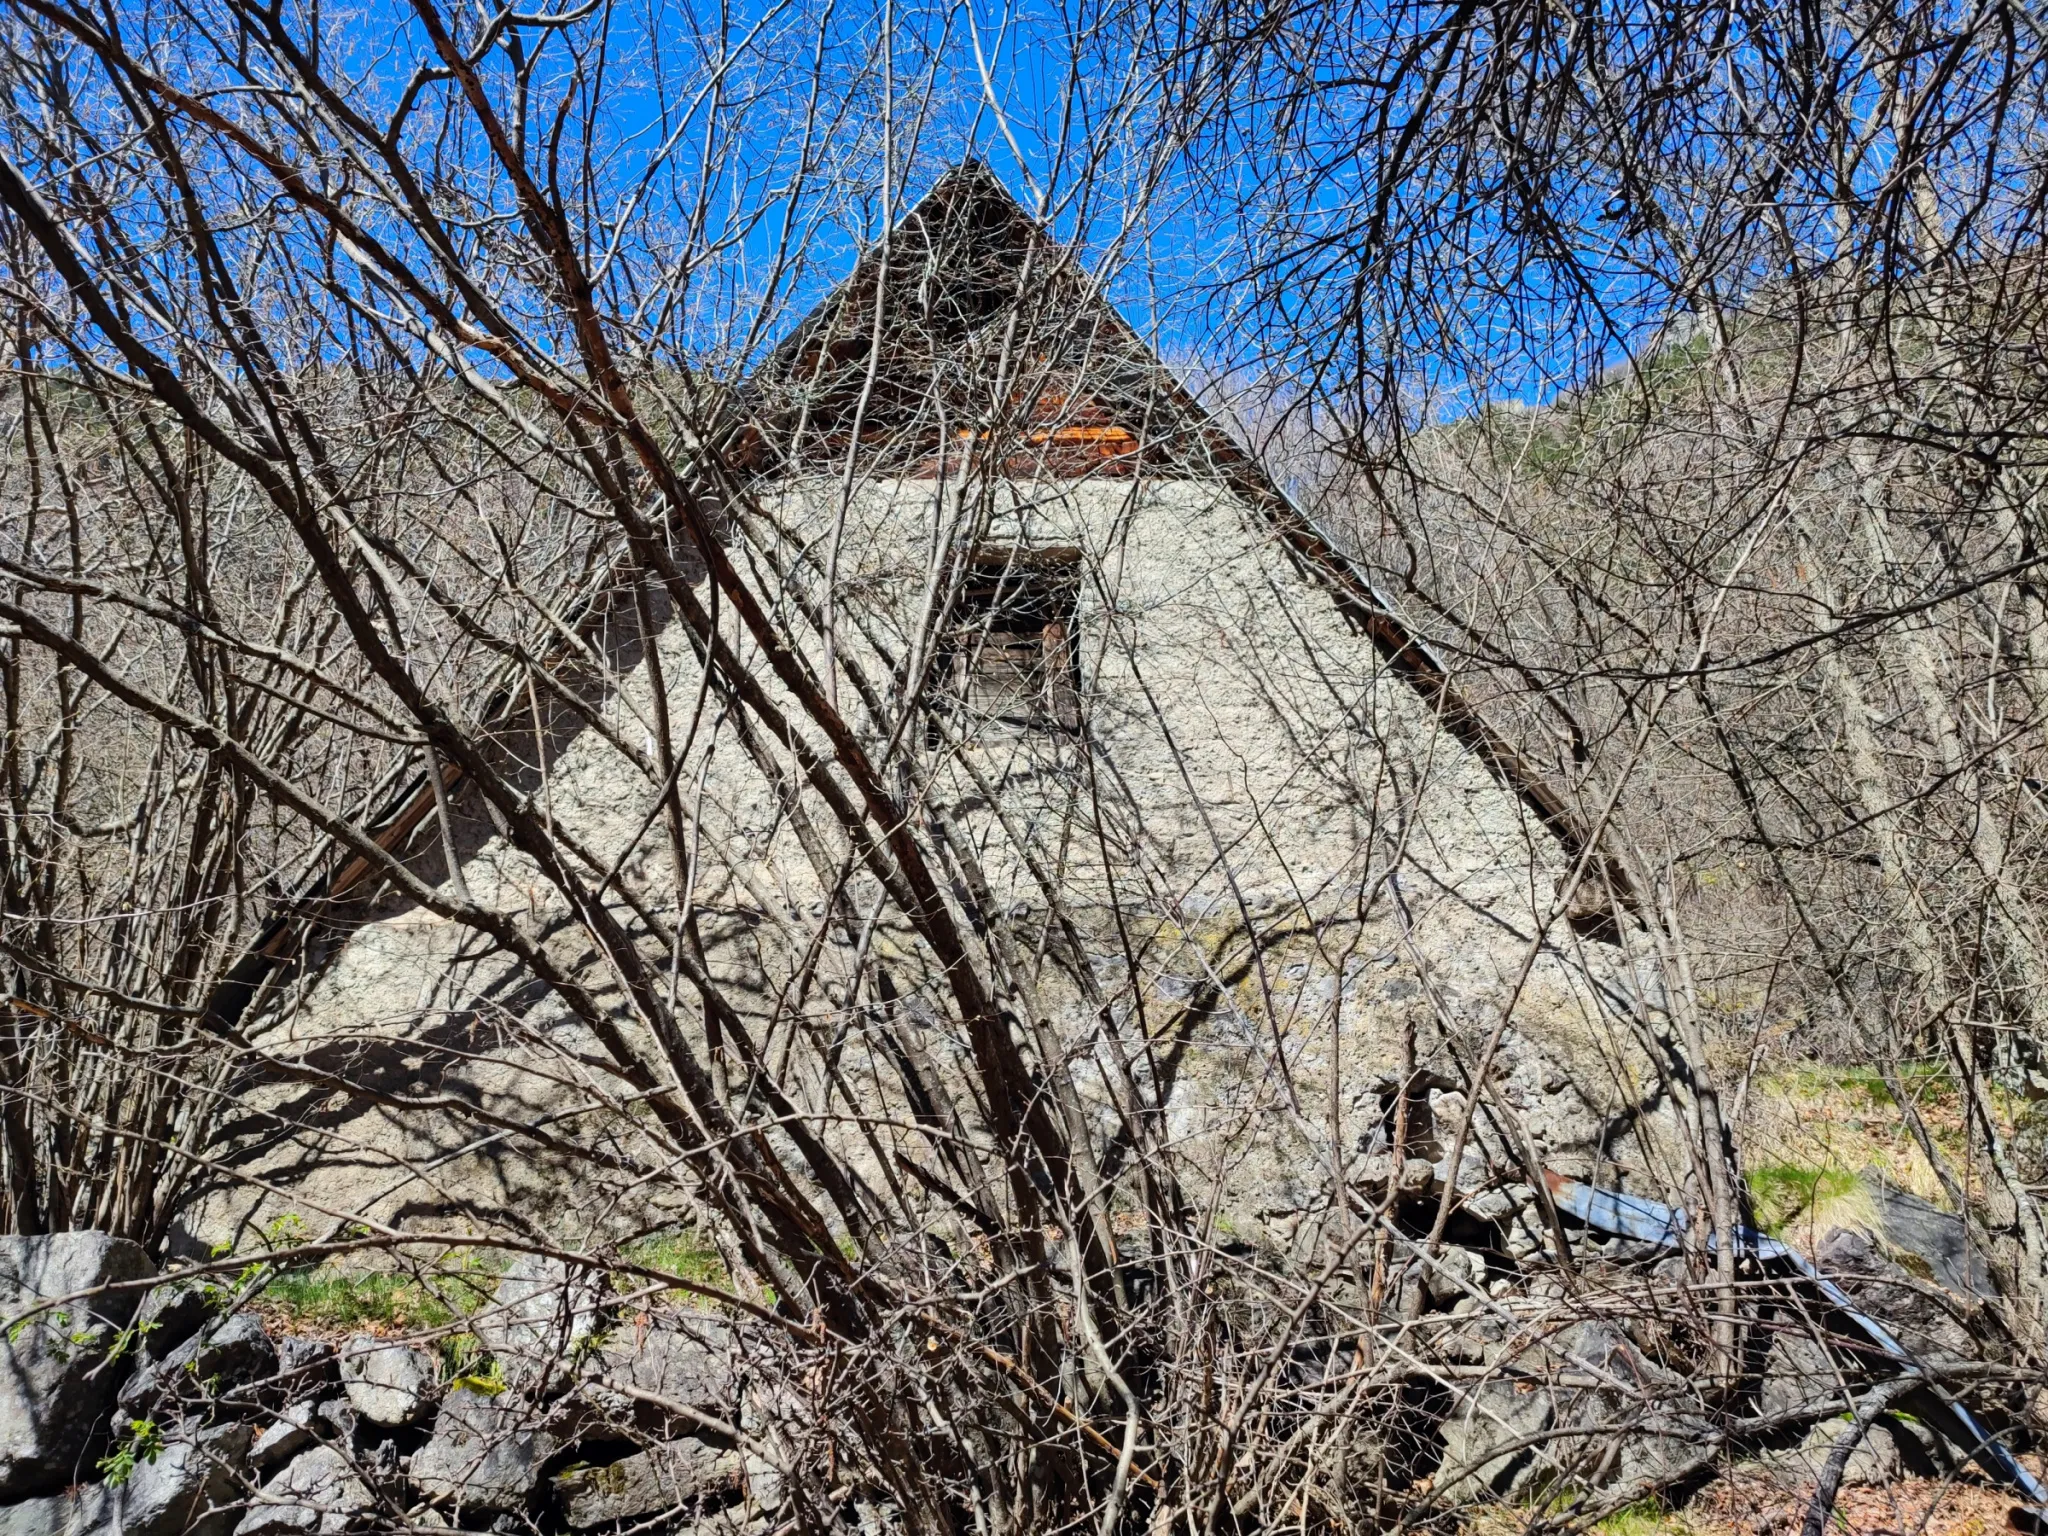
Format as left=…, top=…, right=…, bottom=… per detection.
left=233, top=1445, right=372, bottom=1535
left=135, top=1277, right=219, bottom=1363
left=1465, top=1185, right=1526, bottom=1224
left=273, top=1338, right=335, bottom=1392
left=120, top=1312, right=278, bottom=1411
left=1437, top=1373, right=1554, bottom=1501
left=410, top=1386, right=560, bottom=1516
left=2022, top=1382, right=2048, bottom=1438
left=0, top=1232, right=155, bottom=1498
left=742, top=1446, right=785, bottom=1514
left=555, top=1440, right=741, bottom=1529
left=1814, top=1228, right=1980, bottom=1363
left=1551, top=1321, right=1711, bottom=1489
left=114, top=1421, right=253, bottom=1536
left=1435, top=1320, right=1709, bottom=1502
left=739, top=1379, right=797, bottom=1514
left=590, top=1317, right=737, bottom=1404
left=1430, top=1152, right=1489, bottom=1195
left=338, top=1337, right=434, bottom=1426
left=0, top=1484, right=98, bottom=1536
left=1358, top=1153, right=1436, bottom=1197
left=250, top=1401, right=320, bottom=1474
left=1758, top=1328, right=1847, bottom=1421
left=312, top=1398, right=356, bottom=1444
left=1881, top=1409, right=1958, bottom=1474
left=1430, top=1313, right=1500, bottom=1366
left=1423, top=1248, right=1485, bottom=1306
left=580, top=1317, right=741, bottom=1440
left=472, top=1255, right=605, bottom=1394
left=0, top=1422, right=252, bottom=1536
left=1869, top=1183, right=1998, bottom=1301
left=1777, top=1417, right=1903, bottom=1487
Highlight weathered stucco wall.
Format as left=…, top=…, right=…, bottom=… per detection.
left=185, top=474, right=1672, bottom=1257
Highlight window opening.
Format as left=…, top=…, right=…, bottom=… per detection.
left=935, top=546, right=1083, bottom=735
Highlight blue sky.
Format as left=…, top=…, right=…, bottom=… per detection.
left=24, top=0, right=2047, bottom=443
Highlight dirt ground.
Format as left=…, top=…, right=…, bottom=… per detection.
left=1663, top=1459, right=2045, bottom=1536
left=1456, top=1457, right=2046, bottom=1536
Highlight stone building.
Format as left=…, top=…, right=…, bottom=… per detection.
left=186, top=165, right=1665, bottom=1258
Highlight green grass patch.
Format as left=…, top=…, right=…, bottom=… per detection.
left=1747, top=1162, right=1867, bottom=1236
left=259, top=1253, right=501, bottom=1336
left=1593, top=1499, right=1681, bottom=1536
left=1770, top=1063, right=1893, bottom=1108
left=1770, top=1060, right=1958, bottom=1110
left=260, top=1270, right=458, bottom=1333
left=617, top=1229, right=728, bottom=1303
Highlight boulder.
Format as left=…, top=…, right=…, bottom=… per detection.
left=1868, top=1183, right=1997, bottom=1301
left=250, top=1401, right=321, bottom=1475
left=0, top=1486, right=93, bottom=1536
left=113, top=1421, right=253, bottom=1536
left=273, top=1338, right=336, bottom=1394
left=313, top=1398, right=356, bottom=1444
left=234, top=1445, right=372, bottom=1535
left=0, top=1421, right=251, bottom=1536
left=410, top=1386, right=560, bottom=1517
left=1758, top=1327, right=1847, bottom=1421
left=576, top=1327, right=733, bottom=1447
left=1359, top=1154, right=1437, bottom=1198
left=555, top=1440, right=741, bottom=1529
left=2024, top=1381, right=2048, bottom=1439
left=120, top=1311, right=278, bottom=1412
left=337, top=1337, right=434, bottom=1426
left=1814, top=1228, right=1980, bottom=1363
left=1774, top=1416, right=1903, bottom=1488
left=739, top=1374, right=801, bottom=1515
left=1422, top=1248, right=1486, bottom=1307
left=1549, top=1321, right=1711, bottom=1489
left=134, top=1276, right=219, bottom=1363
left=472, top=1255, right=605, bottom=1394
left=584, top=1317, right=739, bottom=1421
left=1465, top=1184, right=1529, bottom=1224
left=1437, top=1373, right=1554, bottom=1501
left=0, top=1232, right=155, bottom=1498
left=1435, top=1320, right=1709, bottom=1502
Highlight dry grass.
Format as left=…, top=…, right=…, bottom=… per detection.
left=1740, top=1068, right=1964, bottom=1232
left=1681, top=1460, right=2040, bottom=1536
left=1458, top=1461, right=2042, bottom=1536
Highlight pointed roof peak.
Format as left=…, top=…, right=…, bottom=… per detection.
left=730, top=168, right=1625, bottom=918
left=910, top=157, right=1026, bottom=216
left=742, top=161, right=1200, bottom=479
left=873, top=157, right=1048, bottom=282
left=926, top=156, right=1007, bottom=192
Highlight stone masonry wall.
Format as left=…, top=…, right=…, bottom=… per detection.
left=183, top=475, right=1676, bottom=1257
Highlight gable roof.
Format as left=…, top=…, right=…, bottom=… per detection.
left=200, top=170, right=1628, bottom=1041
left=743, top=163, right=1632, bottom=924
left=741, top=161, right=1229, bottom=478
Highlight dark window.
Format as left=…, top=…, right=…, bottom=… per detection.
left=936, top=547, right=1082, bottom=734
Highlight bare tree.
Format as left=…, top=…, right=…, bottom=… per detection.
left=1, top=0, right=2043, bottom=1532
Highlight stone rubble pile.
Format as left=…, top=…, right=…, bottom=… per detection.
left=1280, top=1069, right=2035, bottom=1510
left=0, top=1142, right=2030, bottom=1533
left=0, top=1240, right=793, bottom=1536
